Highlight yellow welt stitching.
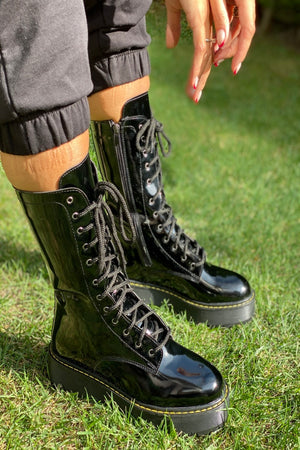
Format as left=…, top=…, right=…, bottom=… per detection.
left=131, top=282, right=255, bottom=310
left=50, top=349, right=228, bottom=416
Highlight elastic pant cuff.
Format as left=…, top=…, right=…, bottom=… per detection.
left=0, top=97, right=90, bottom=155
left=91, top=49, right=151, bottom=93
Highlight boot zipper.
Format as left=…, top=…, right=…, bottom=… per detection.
left=113, top=123, right=152, bottom=267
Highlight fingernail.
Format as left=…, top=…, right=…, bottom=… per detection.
left=194, top=90, right=202, bottom=103
left=217, top=29, right=226, bottom=47
left=193, top=77, right=199, bottom=90
left=214, top=59, right=224, bottom=67
left=187, top=86, right=195, bottom=98
left=233, top=62, right=242, bottom=75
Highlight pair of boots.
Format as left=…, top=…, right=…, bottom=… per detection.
left=17, top=93, right=255, bottom=435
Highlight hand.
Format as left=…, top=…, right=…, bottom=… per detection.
left=212, top=0, right=256, bottom=74
left=165, top=0, right=214, bottom=103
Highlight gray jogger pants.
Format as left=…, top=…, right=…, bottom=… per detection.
left=0, top=0, right=152, bottom=155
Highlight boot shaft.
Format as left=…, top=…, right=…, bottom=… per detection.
left=16, top=156, right=99, bottom=293
left=91, top=93, right=205, bottom=274
left=16, top=155, right=170, bottom=365
left=91, top=93, right=165, bottom=217
left=91, top=94, right=254, bottom=327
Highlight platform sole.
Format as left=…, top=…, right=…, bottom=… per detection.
left=130, top=281, right=255, bottom=327
left=48, top=347, right=229, bottom=435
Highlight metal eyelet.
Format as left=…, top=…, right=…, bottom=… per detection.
left=77, top=226, right=84, bottom=235
left=148, top=349, right=155, bottom=357
left=143, top=149, right=148, bottom=158
left=145, top=163, right=150, bottom=171
left=190, top=262, right=196, bottom=271
left=66, top=196, right=73, bottom=205
left=135, top=342, right=142, bottom=349
left=112, top=317, right=119, bottom=326
left=163, top=236, right=169, bottom=244
left=181, top=255, right=187, bottom=262
left=123, top=329, right=130, bottom=337
left=146, top=178, right=151, bottom=185
left=157, top=224, right=163, bottom=233
left=86, top=258, right=93, bottom=267
left=72, top=212, right=79, bottom=221
left=149, top=198, right=154, bottom=206
left=82, top=243, right=89, bottom=252
left=96, top=294, right=102, bottom=301
left=92, top=279, right=98, bottom=286
left=171, top=245, right=178, bottom=252
left=153, top=211, right=158, bottom=219
left=103, top=306, right=110, bottom=314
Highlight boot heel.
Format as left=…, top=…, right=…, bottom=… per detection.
left=48, top=347, right=104, bottom=399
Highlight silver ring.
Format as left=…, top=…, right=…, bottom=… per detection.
left=205, top=38, right=216, bottom=43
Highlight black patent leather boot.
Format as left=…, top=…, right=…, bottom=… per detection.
left=91, top=93, right=255, bottom=327
left=16, top=155, right=229, bottom=435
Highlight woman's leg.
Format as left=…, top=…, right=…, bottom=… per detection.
left=85, top=0, right=152, bottom=121
left=89, top=76, right=150, bottom=122
left=86, top=1, right=255, bottom=327
left=0, top=2, right=229, bottom=435
left=1, top=132, right=89, bottom=191
left=0, top=0, right=92, bottom=190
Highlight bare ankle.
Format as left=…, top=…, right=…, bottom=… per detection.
left=1, top=130, right=89, bottom=191
left=88, top=76, right=150, bottom=122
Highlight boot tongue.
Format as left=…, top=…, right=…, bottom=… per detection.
left=122, top=92, right=151, bottom=120
left=59, top=155, right=97, bottom=200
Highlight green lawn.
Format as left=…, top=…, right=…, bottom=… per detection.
left=0, top=5, right=299, bottom=449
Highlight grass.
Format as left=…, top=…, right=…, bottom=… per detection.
left=0, top=4, right=299, bottom=449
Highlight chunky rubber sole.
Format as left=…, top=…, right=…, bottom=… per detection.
left=130, top=281, right=255, bottom=327
left=48, top=346, right=229, bottom=435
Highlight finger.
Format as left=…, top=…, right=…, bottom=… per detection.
left=189, top=43, right=211, bottom=89
left=166, top=5, right=181, bottom=48
left=187, top=3, right=212, bottom=89
left=193, top=55, right=213, bottom=103
left=186, top=41, right=214, bottom=102
left=189, top=26, right=210, bottom=86
left=209, top=0, right=230, bottom=47
left=231, top=27, right=255, bottom=74
left=214, top=35, right=239, bottom=65
left=231, top=0, right=256, bottom=72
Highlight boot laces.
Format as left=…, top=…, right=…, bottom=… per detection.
left=76, top=181, right=170, bottom=353
left=136, top=118, right=206, bottom=273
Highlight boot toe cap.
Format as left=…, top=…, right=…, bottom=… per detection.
left=201, top=262, right=252, bottom=301
left=157, top=339, right=225, bottom=407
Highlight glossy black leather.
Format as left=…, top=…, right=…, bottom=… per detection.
left=52, top=292, right=223, bottom=407
left=16, top=156, right=225, bottom=408
left=93, top=93, right=253, bottom=305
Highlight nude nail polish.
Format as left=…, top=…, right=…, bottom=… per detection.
left=193, top=77, right=199, bottom=90
left=214, top=59, right=224, bottom=67
left=234, top=63, right=242, bottom=75
left=217, top=29, right=226, bottom=47
left=194, top=90, right=202, bottom=103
